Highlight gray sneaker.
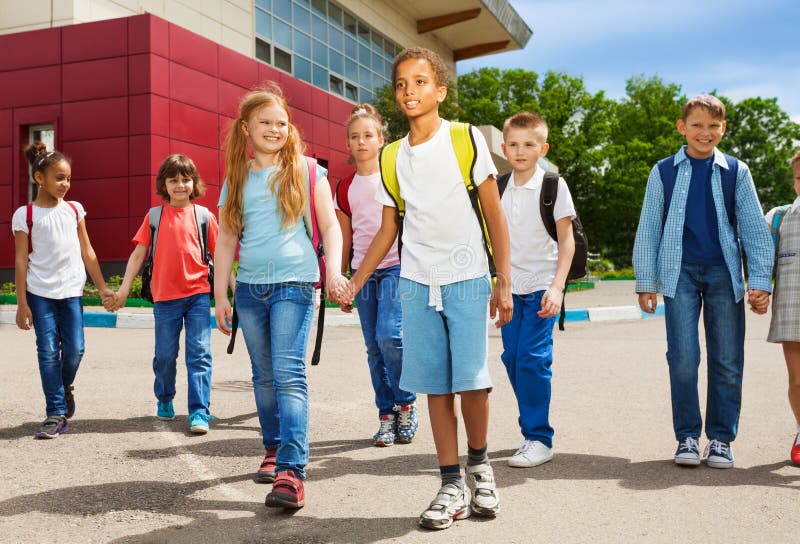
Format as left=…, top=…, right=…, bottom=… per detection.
left=465, top=462, right=500, bottom=516
left=418, top=483, right=471, bottom=530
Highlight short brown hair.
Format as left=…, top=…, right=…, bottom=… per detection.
left=155, top=154, right=205, bottom=201
left=682, top=94, right=726, bottom=120
left=391, top=47, right=448, bottom=88
left=792, top=150, right=800, bottom=169
left=503, top=111, right=548, bottom=142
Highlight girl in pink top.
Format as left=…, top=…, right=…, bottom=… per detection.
left=335, top=104, right=417, bottom=447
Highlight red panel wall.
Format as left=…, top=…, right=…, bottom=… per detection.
left=0, top=13, right=354, bottom=270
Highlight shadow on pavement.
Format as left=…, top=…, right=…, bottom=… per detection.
left=493, top=451, right=800, bottom=491
left=0, top=412, right=262, bottom=441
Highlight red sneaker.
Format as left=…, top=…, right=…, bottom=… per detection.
left=256, top=448, right=277, bottom=483
left=791, top=434, right=800, bottom=466
left=265, top=470, right=305, bottom=509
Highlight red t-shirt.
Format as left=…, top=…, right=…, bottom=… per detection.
left=133, top=204, right=218, bottom=302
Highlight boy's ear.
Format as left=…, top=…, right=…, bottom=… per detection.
left=676, top=118, right=686, bottom=135
left=436, top=85, right=447, bottom=103
left=540, top=142, right=550, bottom=158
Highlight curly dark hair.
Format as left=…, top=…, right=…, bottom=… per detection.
left=25, top=141, right=70, bottom=175
left=391, top=47, right=449, bottom=89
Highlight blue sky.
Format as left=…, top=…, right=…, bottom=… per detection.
left=458, top=0, right=800, bottom=123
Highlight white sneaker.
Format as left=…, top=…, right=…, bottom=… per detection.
left=508, top=440, right=553, bottom=468
left=465, top=462, right=499, bottom=516
left=418, top=483, right=471, bottom=530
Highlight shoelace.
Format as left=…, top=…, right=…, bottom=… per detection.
left=515, top=440, right=538, bottom=455
left=705, top=440, right=729, bottom=457
left=378, top=416, right=394, bottom=435
left=679, top=437, right=699, bottom=453
left=397, top=406, right=414, bottom=427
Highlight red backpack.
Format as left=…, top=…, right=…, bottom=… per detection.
left=26, top=201, right=80, bottom=253
left=334, top=172, right=356, bottom=218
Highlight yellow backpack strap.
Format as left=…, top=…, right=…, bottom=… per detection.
left=450, top=121, right=496, bottom=276
left=379, top=140, right=404, bottom=217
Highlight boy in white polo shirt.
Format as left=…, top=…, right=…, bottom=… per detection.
left=347, top=47, right=513, bottom=530
left=498, top=111, right=576, bottom=468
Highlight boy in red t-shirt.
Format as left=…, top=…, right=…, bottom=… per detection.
left=115, top=155, right=218, bottom=433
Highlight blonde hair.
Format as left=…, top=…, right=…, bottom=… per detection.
left=791, top=149, right=800, bottom=169
left=682, top=94, right=726, bottom=121
left=502, top=111, right=548, bottom=143
left=222, top=84, right=305, bottom=234
left=346, top=103, right=386, bottom=139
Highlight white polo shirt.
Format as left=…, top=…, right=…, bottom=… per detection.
left=501, top=168, right=576, bottom=295
left=376, top=120, right=498, bottom=287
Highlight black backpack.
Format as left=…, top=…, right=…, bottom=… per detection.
left=497, top=171, right=589, bottom=330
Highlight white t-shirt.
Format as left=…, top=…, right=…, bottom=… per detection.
left=501, top=168, right=576, bottom=295
left=334, top=172, right=400, bottom=270
left=376, top=120, right=498, bottom=286
left=11, top=200, right=87, bottom=299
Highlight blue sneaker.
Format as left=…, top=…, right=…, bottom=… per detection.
left=705, top=439, right=734, bottom=469
left=156, top=400, right=175, bottom=421
left=396, top=404, right=418, bottom=444
left=188, top=411, right=209, bottom=434
left=674, top=437, right=701, bottom=466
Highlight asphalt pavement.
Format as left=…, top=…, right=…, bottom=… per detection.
left=1, top=281, right=798, bottom=543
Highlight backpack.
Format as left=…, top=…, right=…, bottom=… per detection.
left=379, top=121, right=497, bottom=276
left=226, top=156, right=328, bottom=365
left=768, top=204, right=792, bottom=277
left=26, top=201, right=79, bottom=253
left=658, top=153, right=738, bottom=228
left=497, top=171, right=589, bottom=331
left=335, top=172, right=356, bottom=218
left=140, top=204, right=214, bottom=304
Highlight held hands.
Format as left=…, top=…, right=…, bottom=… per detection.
left=215, top=297, right=233, bottom=336
left=747, top=289, right=770, bottom=315
left=326, top=273, right=352, bottom=308
left=99, top=287, right=116, bottom=312
left=538, top=285, right=563, bottom=318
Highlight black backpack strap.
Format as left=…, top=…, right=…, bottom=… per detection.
left=311, top=286, right=325, bottom=366
left=193, top=205, right=211, bottom=264
left=226, top=300, right=239, bottom=354
left=558, top=290, right=567, bottom=331
left=147, top=206, right=163, bottom=264
left=539, top=172, right=559, bottom=242
left=497, top=172, right=511, bottom=198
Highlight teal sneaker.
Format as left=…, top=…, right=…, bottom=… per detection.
left=157, top=400, right=175, bottom=420
left=188, top=411, right=209, bottom=434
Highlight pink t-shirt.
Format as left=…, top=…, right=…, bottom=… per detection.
left=336, top=172, right=400, bottom=270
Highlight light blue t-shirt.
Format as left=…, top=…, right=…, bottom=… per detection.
left=218, top=164, right=327, bottom=284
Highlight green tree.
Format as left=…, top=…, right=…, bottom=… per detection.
left=721, top=96, right=800, bottom=210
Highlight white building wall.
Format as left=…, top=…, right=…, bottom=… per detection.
left=0, top=0, right=254, bottom=57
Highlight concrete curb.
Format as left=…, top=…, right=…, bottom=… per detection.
left=0, top=305, right=663, bottom=328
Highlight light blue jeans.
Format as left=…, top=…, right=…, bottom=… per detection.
left=27, top=292, right=84, bottom=416
left=664, top=263, right=745, bottom=443
left=152, top=293, right=213, bottom=416
left=235, top=281, right=314, bottom=479
left=353, top=265, right=415, bottom=416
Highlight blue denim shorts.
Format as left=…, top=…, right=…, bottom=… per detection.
left=398, top=276, right=492, bottom=394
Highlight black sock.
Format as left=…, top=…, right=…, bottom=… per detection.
left=439, top=464, right=463, bottom=488
left=467, top=444, right=488, bottom=466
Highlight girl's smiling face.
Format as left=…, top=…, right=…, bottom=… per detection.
left=35, top=159, right=71, bottom=202
left=243, top=103, right=290, bottom=157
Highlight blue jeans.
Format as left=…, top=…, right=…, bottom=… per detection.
left=27, top=292, right=85, bottom=416
left=501, top=291, right=557, bottom=447
left=235, top=281, right=314, bottom=479
left=354, top=266, right=415, bottom=416
left=664, top=263, right=745, bottom=442
left=153, top=293, right=213, bottom=416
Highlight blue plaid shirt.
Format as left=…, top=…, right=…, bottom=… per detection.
left=633, top=146, right=774, bottom=301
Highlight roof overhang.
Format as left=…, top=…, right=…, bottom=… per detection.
left=406, top=0, right=531, bottom=61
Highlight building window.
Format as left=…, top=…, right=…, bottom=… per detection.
left=254, top=0, right=399, bottom=102
left=28, top=124, right=54, bottom=202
